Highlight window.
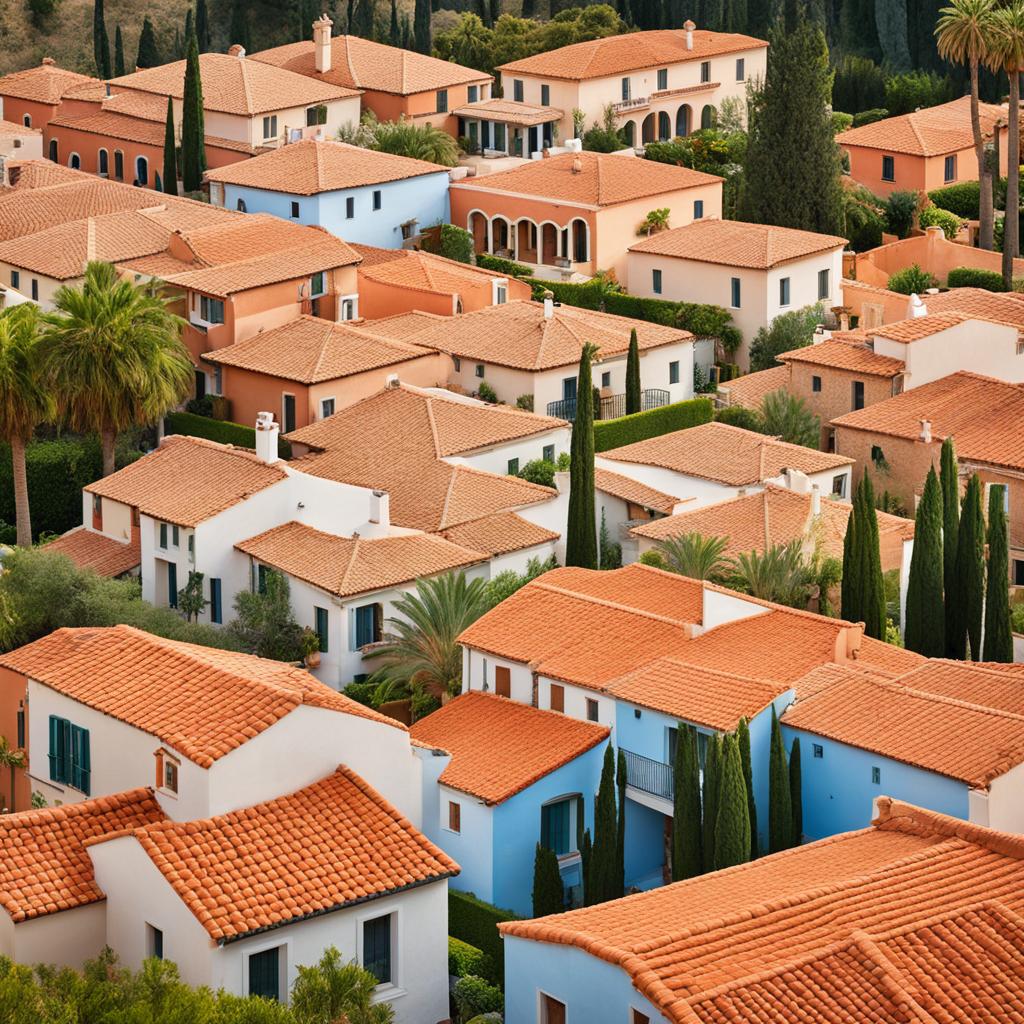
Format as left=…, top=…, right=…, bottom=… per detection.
left=16, top=704, right=24, bottom=748
left=362, top=914, right=392, bottom=985
left=171, top=524, right=180, bottom=547
left=882, top=154, right=895, bottom=182
left=314, top=606, right=329, bottom=652
left=871, top=444, right=886, bottom=468
left=543, top=444, right=555, bottom=462
left=10, top=271, right=18, bottom=289
left=832, top=473, right=847, bottom=498
left=199, top=295, right=225, bottom=324
left=310, top=271, right=325, bottom=296
left=345, top=196, right=355, bottom=219
left=22, top=114, right=30, bottom=128
left=1015, top=559, right=1024, bottom=586
left=453, top=356, right=461, bottom=372
left=210, top=577, right=222, bottom=624
left=871, top=766, right=881, bottom=785
left=341, top=297, right=356, bottom=320
left=283, top=393, right=296, bottom=433
left=652, top=268, right=663, bottom=294
left=248, top=947, right=281, bottom=1001
left=475, top=363, right=485, bottom=378
left=657, top=68, right=668, bottom=90
left=694, top=199, right=704, bottom=219
left=817, top=268, right=830, bottom=301
left=541, top=83, right=550, bottom=106
left=621, top=77, right=630, bottom=101
left=168, top=561, right=177, bottom=609
left=147, top=925, right=164, bottom=960
left=306, top=103, right=327, bottom=126
left=812, top=375, right=822, bottom=393
left=549, top=683, right=564, bottom=712
left=852, top=380, right=865, bottom=410
left=700, top=60, right=711, bottom=83
left=944, top=154, right=956, bottom=182
left=586, top=698, right=598, bottom=722
left=436, top=89, right=448, bottom=113
left=163, top=756, right=178, bottom=793
left=159, top=523, right=168, bottom=549
left=730, top=277, right=741, bottom=308
left=48, top=716, right=90, bottom=794
left=236, top=198, right=247, bottom=212
left=813, top=743, right=823, bottom=758
left=98, top=149, right=108, bottom=176
left=779, top=277, right=791, bottom=306
left=495, top=665, right=511, bottom=697
left=669, top=360, right=680, bottom=385
left=262, top=115, right=278, bottom=140
left=48, top=138, right=57, bottom=162
left=320, top=397, right=335, bottom=418
left=30, top=279, right=38, bottom=301
left=187, top=534, right=194, bottom=561
left=114, top=149, right=124, bottom=180
left=514, top=79, right=525, bottom=102
left=495, top=283, right=507, bottom=304
left=290, top=200, right=300, bottom=219
left=68, top=152, right=81, bottom=170
left=601, top=371, right=611, bottom=388
left=736, top=57, right=745, bottom=81
left=355, top=603, right=381, bottom=648
left=135, top=155, right=148, bottom=186
left=212, top=365, right=223, bottom=395
left=372, top=189, right=382, bottom=211
left=541, top=797, right=572, bottom=855
left=448, top=800, right=461, bottom=833
left=507, top=457, right=520, bottom=475
left=468, top=85, right=478, bottom=103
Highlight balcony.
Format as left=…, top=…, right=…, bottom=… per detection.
left=612, top=96, right=650, bottom=115
left=546, top=388, right=670, bottom=422
left=622, top=748, right=672, bottom=801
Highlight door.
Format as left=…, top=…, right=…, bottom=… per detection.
left=562, top=376, right=577, bottom=402
left=248, top=947, right=280, bottom=1001
left=495, top=665, right=511, bottom=697
left=194, top=369, right=206, bottom=399
left=283, top=394, right=296, bottom=433
left=529, top=126, right=539, bottom=153
left=542, top=994, right=567, bottom=1024
left=167, top=561, right=178, bottom=609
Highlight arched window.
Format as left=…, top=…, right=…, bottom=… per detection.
left=236, top=198, right=247, bottom=212
left=701, top=104, right=716, bottom=130
left=68, top=152, right=80, bottom=170
left=48, top=138, right=57, bottom=163
left=641, top=113, right=656, bottom=145
left=114, top=150, right=124, bottom=181
left=657, top=111, right=671, bottom=141
left=22, top=114, right=31, bottom=128
left=622, top=120, right=635, bottom=147
left=135, top=156, right=148, bottom=187
left=571, top=218, right=589, bottom=263
left=98, top=149, right=109, bottom=176
left=676, top=105, right=691, bottom=137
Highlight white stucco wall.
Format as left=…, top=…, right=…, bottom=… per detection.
left=0, top=903, right=108, bottom=969
left=446, top=425, right=572, bottom=476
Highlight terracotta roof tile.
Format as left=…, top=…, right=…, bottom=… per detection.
left=601, top=420, right=852, bottom=486
left=354, top=243, right=523, bottom=298
left=923, top=286, right=1024, bottom=328
left=0, top=789, right=165, bottom=922
left=451, top=98, right=562, bottom=126
left=85, top=434, right=287, bottom=527
left=778, top=338, right=905, bottom=375
left=836, top=96, right=1004, bottom=157
left=130, top=766, right=457, bottom=941
left=0, top=119, right=39, bottom=137
left=437, top=511, right=559, bottom=555
left=629, top=218, right=846, bottom=268
left=0, top=61, right=101, bottom=104
left=594, top=467, right=679, bottom=515
left=3, top=159, right=87, bottom=189
left=868, top=310, right=995, bottom=342
left=44, top=527, right=140, bottom=577
left=497, top=28, right=766, bottom=80
left=236, top=521, right=487, bottom=597
left=107, top=52, right=358, bottom=114
left=717, top=365, right=790, bottom=409
left=410, top=691, right=608, bottom=804
left=897, top=659, right=1024, bottom=714
left=453, top=151, right=721, bottom=207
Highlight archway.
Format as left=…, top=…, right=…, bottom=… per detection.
left=657, top=111, right=671, bottom=141
left=491, top=217, right=510, bottom=255
left=701, top=104, right=716, bottom=130
left=570, top=218, right=589, bottom=263
left=68, top=152, right=80, bottom=170
left=135, top=155, right=148, bottom=186
left=676, top=104, right=691, bottom=137
left=468, top=211, right=488, bottom=254
left=622, top=120, right=635, bottom=147
left=641, top=113, right=656, bottom=145
left=541, top=223, right=560, bottom=265
left=517, top=220, right=538, bottom=264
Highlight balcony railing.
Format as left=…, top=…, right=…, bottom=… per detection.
left=622, top=748, right=673, bottom=801
left=612, top=96, right=650, bottom=114
left=546, top=388, right=670, bottom=423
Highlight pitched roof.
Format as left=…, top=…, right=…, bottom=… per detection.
left=452, top=98, right=562, bottom=125
left=0, top=789, right=165, bottom=923
left=496, top=28, right=766, bottom=80
left=410, top=691, right=609, bottom=804
left=201, top=315, right=436, bottom=384
left=204, top=139, right=447, bottom=194
left=128, top=767, right=457, bottom=941
left=0, top=60, right=101, bottom=104
left=0, top=119, right=39, bottom=137
left=836, top=96, right=1005, bottom=157
left=498, top=799, right=1024, bottom=1023
left=778, top=337, right=905, bottom=376
left=868, top=310, right=1001, bottom=342
left=236, top=521, right=488, bottom=597
left=437, top=511, right=560, bottom=556
left=354, top=243, right=516, bottom=297
left=717, top=364, right=790, bottom=409
left=368, top=300, right=692, bottom=371
left=452, top=151, right=721, bottom=207
left=600, top=421, right=852, bottom=486
left=107, top=52, right=358, bottom=114
left=250, top=34, right=489, bottom=95
left=594, top=467, right=679, bottom=516
left=922, top=286, right=1024, bottom=328
left=895, top=659, right=1024, bottom=714
left=629, top=218, right=846, bottom=268
left=831, top=370, right=1024, bottom=472
left=44, top=527, right=141, bottom=577
left=84, top=435, right=287, bottom=527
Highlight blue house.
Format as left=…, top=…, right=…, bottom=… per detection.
left=204, top=138, right=451, bottom=249
left=410, top=690, right=609, bottom=917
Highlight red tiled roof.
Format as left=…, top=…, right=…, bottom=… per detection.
left=717, top=365, right=790, bottom=409
left=594, top=467, right=679, bottom=516
left=410, top=691, right=608, bottom=804
left=778, top=338, right=905, bottom=376
left=451, top=98, right=561, bottom=126
left=354, top=243, right=522, bottom=298
left=44, top=527, right=140, bottom=577
left=923, top=287, right=1024, bottom=328
left=438, top=511, right=559, bottom=556
left=0, top=61, right=101, bottom=104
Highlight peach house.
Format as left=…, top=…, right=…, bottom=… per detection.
left=0, top=58, right=101, bottom=131
left=0, top=120, right=41, bottom=160
left=450, top=150, right=722, bottom=280
left=251, top=16, right=491, bottom=139
left=836, top=97, right=1009, bottom=198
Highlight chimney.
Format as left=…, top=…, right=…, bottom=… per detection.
left=919, top=418, right=932, bottom=443
left=41, top=56, right=55, bottom=66
left=385, top=372, right=401, bottom=389
left=255, top=411, right=280, bottom=464
left=909, top=293, right=927, bottom=318
left=571, top=155, right=583, bottom=174
left=833, top=624, right=863, bottom=663
left=370, top=489, right=390, bottom=527
left=784, top=468, right=811, bottom=494
left=543, top=295, right=554, bottom=319
left=228, top=44, right=246, bottom=58
left=684, top=19, right=695, bottom=49
left=812, top=323, right=827, bottom=342
left=811, top=483, right=821, bottom=517
left=839, top=311, right=850, bottom=331
left=313, top=14, right=333, bottom=75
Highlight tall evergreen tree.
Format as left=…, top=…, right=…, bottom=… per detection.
left=172, top=28, right=184, bottom=61
left=522, top=0, right=537, bottom=16
left=736, top=717, right=757, bottom=859
left=389, top=0, right=401, bottom=45
left=230, top=0, right=251, bottom=50
left=788, top=736, right=802, bottom=847
left=672, top=724, right=702, bottom=880
left=840, top=481, right=859, bottom=623
left=983, top=484, right=1013, bottom=662
left=701, top=733, right=722, bottom=872
left=478, top=0, right=492, bottom=27
left=738, top=19, right=843, bottom=234
left=414, top=0, right=432, bottom=53
left=940, top=437, right=961, bottom=657
left=857, top=473, right=886, bottom=639
left=180, top=29, right=206, bottom=194
left=768, top=706, right=792, bottom=854
left=591, top=745, right=618, bottom=904
left=196, top=0, right=212, bottom=51
left=615, top=748, right=626, bottom=896
left=956, top=473, right=986, bottom=659
left=402, top=15, right=414, bottom=50
left=113, top=25, right=125, bottom=77
left=136, top=16, right=162, bottom=68
left=184, top=7, right=194, bottom=45
left=490, top=0, right=501, bottom=25
left=905, top=467, right=945, bottom=656
left=580, top=827, right=593, bottom=906
left=162, top=97, right=179, bottom=197
left=352, top=0, right=375, bottom=38
left=625, top=328, right=641, bottom=416
left=714, top=734, right=751, bottom=870
left=93, top=0, right=111, bottom=78
left=566, top=342, right=598, bottom=569
left=531, top=843, right=565, bottom=917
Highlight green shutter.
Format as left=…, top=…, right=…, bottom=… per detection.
left=248, top=947, right=280, bottom=1001
left=48, top=715, right=59, bottom=781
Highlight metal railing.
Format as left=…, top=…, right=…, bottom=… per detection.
left=546, top=388, right=671, bottom=423
left=622, top=748, right=673, bottom=801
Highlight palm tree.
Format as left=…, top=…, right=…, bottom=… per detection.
left=0, top=305, right=54, bottom=547
left=656, top=532, right=730, bottom=580
left=988, top=0, right=1024, bottom=287
left=291, top=946, right=395, bottom=1024
left=368, top=571, right=491, bottom=705
left=760, top=389, right=821, bottom=449
left=638, top=208, right=671, bottom=236
left=936, top=0, right=997, bottom=250
left=0, top=735, right=26, bottom=813
left=727, top=539, right=815, bottom=608
left=42, top=262, right=192, bottom=477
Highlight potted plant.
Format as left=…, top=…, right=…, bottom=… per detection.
left=300, top=627, right=321, bottom=668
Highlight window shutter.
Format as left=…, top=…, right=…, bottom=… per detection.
left=48, top=715, right=59, bottom=781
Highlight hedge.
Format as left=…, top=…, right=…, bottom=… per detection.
left=475, top=253, right=533, bottom=278
left=593, top=397, right=713, bottom=453
left=927, top=181, right=981, bottom=219
left=164, top=411, right=292, bottom=459
left=448, top=937, right=494, bottom=980
left=448, top=891, right=517, bottom=987
left=946, top=266, right=1006, bottom=291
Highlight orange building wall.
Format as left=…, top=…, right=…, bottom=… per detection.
left=364, top=82, right=490, bottom=138
left=357, top=269, right=531, bottom=319
left=0, top=666, right=31, bottom=813
left=0, top=97, right=58, bottom=131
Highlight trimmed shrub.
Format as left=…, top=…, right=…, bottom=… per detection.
left=517, top=459, right=556, bottom=487
left=927, top=180, right=981, bottom=219
left=885, top=190, right=920, bottom=239
left=477, top=380, right=498, bottom=403
left=439, top=223, right=474, bottom=264
left=946, top=266, right=1006, bottom=292
left=715, top=404, right=765, bottom=432
left=165, top=411, right=292, bottom=459
left=638, top=549, right=665, bottom=567
left=448, top=891, right=516, bottom=986
left=852, top=107, right=888, bottom=127
left=887, top=264, right=938, bottom=295
left=448, top=936, right=494, bottom=979
left=515, top=394, right=534, bottom=411
left=918, top=205, right=963, bottom=240
left=593, top=397, right=713, bottom=453
left=476, top=253, right=533, bottom=278
left=453, top=975, right=504, bottom=1020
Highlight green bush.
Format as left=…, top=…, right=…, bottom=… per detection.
left=475, top=253, right=533, bottom=278
left=453, top=975, right=504, bottom=1020
left=165, top=411, right=292, bottom=459
left=517, top=458, right=556, bottom=487
left=593, top=397, right=713, bottom=453
left=448, top=891, right=517, bottom=986
left=927, top=180, right=981, bottom=219
left=885, top=190, right=919, bottom=239
left=477, top=380, right=498, bottom=403
left=439, top=224, right=474, bottom=264
left=852, top=107, right=889, bottom=127
left=918, top=205, right=964, bottom=239
left=448, top=937, right=494, bottom=979
left=831, top=111, right=853, bottom=134
left=342, top=680, right=380, bottom=707
left=515, top=394, right=534, bottom=411
left=887, top=263, right=939, bottom=295
left=715, top=404, right=765, bottom=431
left=946, top=266, right=1006, bottom=291
left=638, top=549, right=666, bottom=568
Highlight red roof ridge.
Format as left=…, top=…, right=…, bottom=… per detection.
left=874, top=796, right=1024, bottom=859
left=529, top=580, right=697, bottom=629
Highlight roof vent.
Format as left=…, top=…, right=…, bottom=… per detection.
left=41, top=56, right=55, bottom=66
left=919, top=418, right=932, bottom=443
left=385, top=373, right=401, bottom=389
left=228, top=44, right=246, bottom=58
left=810, top=483, right=821, bottom=517
left=542, top=290, right=554, bottom=319
left=254, top=412, right=280, bottom=465
left=684, top=20, right=695, bottom=49
left=909, top=293, right=928, bottom=318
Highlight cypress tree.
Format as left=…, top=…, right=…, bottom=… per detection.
left=93, top=0, right=111, bottom=79
left=956, top=474, right=986, bottom=660
left=172, top=28, right=183, bottom=61
left=591, top=745, right=618, bottom=904
left=136, top=16, right=162, bottom=69
left=490, top=0, right=501, bottom=26
left=196, top=0, right=211, bottom=51
left=738, top=19, right=843, bottom=234
left=580, top=828, right=592, bottom=906
left=389, top=0, right=401, bottom=45
left=736, top=717, right=757, bottom=859
left=714, top=734, right=751, bottom=870
left=114, top=25, right=125, bottom=77
left=672, top=724, right=702, bottom=880
left=940, top=437, right=960, bottom=658
left=857, top=473, right=885, bottom=640
left=983, top=484, right=1013, bottom=662
left=566, top=342, right=598, bottom=569
left=701, top=733, right=721, bottom=872
left=180, top=29, right=206, bottom=194
left=522, top=0, right=537, bottom=16
left=414, top=0, right=431, bottom=53
left=229, top=0, right=251, bottom=51
left=184, top=7, right=193, bottom=45
left=840, top=481, right=859, bottom=623
left=477, top=0, right=492, bottom=27
left=768, top=706, right=792, bottom=854
left=531, top=843, right=565, bottom=917
left=615, top=748, right=626, bottom=896
left=789, top=737, right=802, bottom=847
left=353, top=0, right=375, bottom=39
left=625, top=329, right=641, bottom=416
left=904, top=467, right=945, bottom=657
left=402, top=16, right=414, bottom=50
left=163, top=97, right=179, bottom=197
